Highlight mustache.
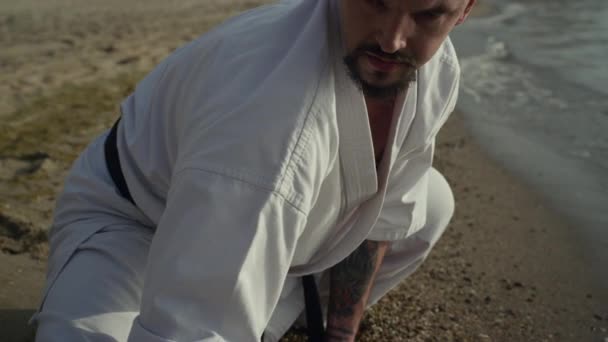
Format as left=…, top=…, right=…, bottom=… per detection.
left=352, top=44, right=417, bottom=68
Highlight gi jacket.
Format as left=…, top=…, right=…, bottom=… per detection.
left=49, top=0, right=460, bottom=340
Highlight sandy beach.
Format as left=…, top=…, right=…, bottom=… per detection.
left=1, top=1, right=606, bottom=341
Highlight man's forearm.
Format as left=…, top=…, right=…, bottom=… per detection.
left=325, top=240, right=389, bottom=341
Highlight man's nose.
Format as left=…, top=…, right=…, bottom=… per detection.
left=376, top=15, right=411, bottom=54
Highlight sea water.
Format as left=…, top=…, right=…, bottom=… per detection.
left=450, top=0, right=608, bottom=290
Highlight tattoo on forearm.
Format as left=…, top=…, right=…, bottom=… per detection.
left=328, top=240, right=381, bottom=318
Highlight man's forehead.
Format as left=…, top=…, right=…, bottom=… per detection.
left=385, top=0, right=463, bottom=12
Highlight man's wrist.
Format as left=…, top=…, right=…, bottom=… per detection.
left=324, top=240, right=389, bottom=341
left=324, top=317, right=359, bottom=341
left=324, top=327, right=356, bottom=342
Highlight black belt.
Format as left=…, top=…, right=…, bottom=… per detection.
left=104, top=118, right=135, bottom=206
left=104, top=118, right=324, bottom=341
left=302, top=274, right=325, bottom=341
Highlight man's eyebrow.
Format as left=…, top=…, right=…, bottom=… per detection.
left=423, top=3, right=458, bottom=13
left=389, top=0, right=460, bottom=14
left=420, top=0, right=463, bottom=12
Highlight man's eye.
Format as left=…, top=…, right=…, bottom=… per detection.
left=415, top=10, right=444, bottom=22
left=366, top=0, right=388, bottom=11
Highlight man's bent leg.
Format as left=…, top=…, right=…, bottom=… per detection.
left=34, top=224, right=152, bottom=342
left=368, top=167, right=454, bottom=304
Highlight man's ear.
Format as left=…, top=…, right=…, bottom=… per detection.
left=456, top=0, right=477, bottom=25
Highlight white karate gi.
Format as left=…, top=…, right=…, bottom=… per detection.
left=33, top=0, right=460, bottom=341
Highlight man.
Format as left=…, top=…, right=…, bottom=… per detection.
left=33, top=0, right=475, bottom=341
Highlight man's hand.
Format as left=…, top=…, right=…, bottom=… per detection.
left=324, top=240, right=389, bottom=341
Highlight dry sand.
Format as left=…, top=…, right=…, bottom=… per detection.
left=0, top=1, right=606, bottom=341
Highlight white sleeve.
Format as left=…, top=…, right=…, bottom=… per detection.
left=367, top=141, right=435, bottom=242
left=127, top=168, right=307, bottom=342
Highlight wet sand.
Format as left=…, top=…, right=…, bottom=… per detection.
left=0, top=1, right=606, bottom=341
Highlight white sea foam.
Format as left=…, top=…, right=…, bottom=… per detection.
left=468, top=2, right=527, bottom=27
left=460, top=38, right=568, bottom=119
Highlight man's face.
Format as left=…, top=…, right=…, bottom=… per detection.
left=340, top=0, right=476, bottom=98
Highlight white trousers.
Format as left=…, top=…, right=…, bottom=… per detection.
left=33, top=135, right=454, bottom=342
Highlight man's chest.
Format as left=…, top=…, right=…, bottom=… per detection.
left=366, top=98, right=396, bottom=165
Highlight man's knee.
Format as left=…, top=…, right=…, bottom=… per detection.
left=419, top=168, right=454, bottom=246
left=34, top=225, right=151, bottom=341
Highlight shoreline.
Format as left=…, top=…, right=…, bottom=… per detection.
left=452, top=0, right=608, bottom=295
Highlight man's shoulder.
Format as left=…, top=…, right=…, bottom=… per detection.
left=435, top=36, right=460, bottom=71
left=419, top=37, right=460, bottom=81
left=407, top=37, right=461, bottom=146
left=164, top=1, right=336, bottom=212
left=159, top=0, right=332, bottom=114
left=168, top=0, right=331, bottom=72
left=417, top=37, right=460, bottom=105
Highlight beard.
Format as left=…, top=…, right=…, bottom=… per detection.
left=343, top=44, right=417, bottom=99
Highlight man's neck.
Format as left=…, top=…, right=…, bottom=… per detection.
left=363, top=84, right=408, bottom=115
left=364, top=96, right=396, bottom=116
left=364, top=95, right=398, bottom=165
